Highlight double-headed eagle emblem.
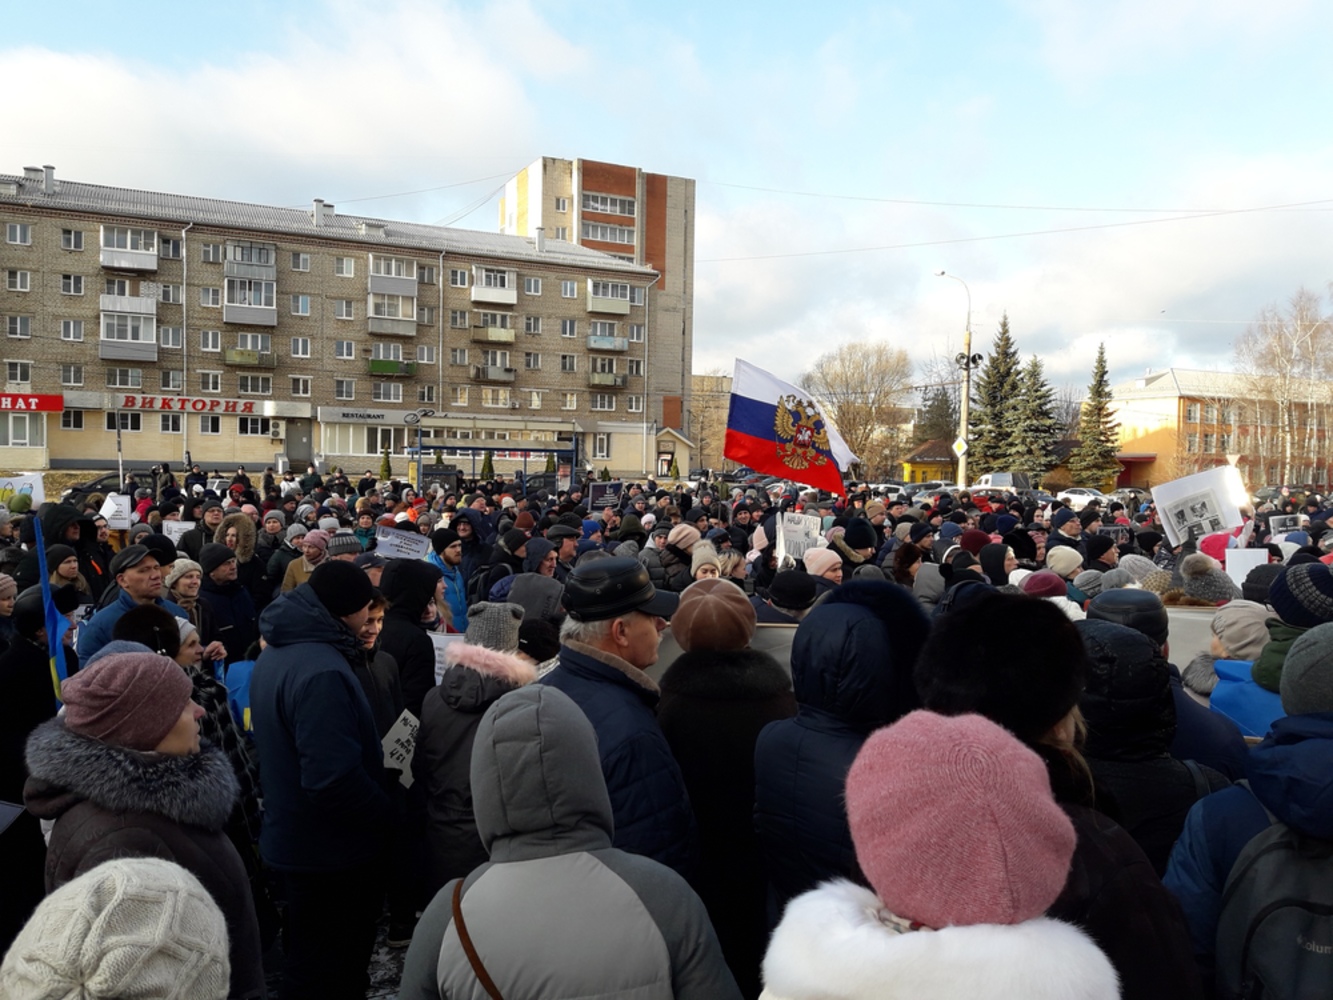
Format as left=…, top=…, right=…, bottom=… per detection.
left=774, top=394, right=831, bottom=470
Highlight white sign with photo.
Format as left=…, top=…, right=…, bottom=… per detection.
left=374, top=525, right=431, bottom=561
left=776, top=513, right=826, bottom=563
left=1151, top=466, right=1247, bottom=548
left=99, top=493, right=133, bottom=530
left=162, top=519, right=193, bottom=545
left=430, top=632, right=466, bottom=685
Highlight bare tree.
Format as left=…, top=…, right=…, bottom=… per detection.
left=1054, top=384, right=1083, bottom=439
left=799, top=344, right=915, bottom=479
left=688, top=368, right=734, bottom=472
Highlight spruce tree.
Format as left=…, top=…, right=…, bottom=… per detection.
left=968, top=313, right=1023, bottom=473
left=480, top=450, right=495, bottom=479
left=379, top=446, right=392, bottom=481
left=544, top=452, right=556, bottom=474
left=1066, top=343, right=1122, bottom=489
left=915, top=386, right=959, bottom=444
left=1007, top=355, right=1062, bottom=485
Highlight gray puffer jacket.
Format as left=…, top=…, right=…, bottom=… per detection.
left=399, top=684, right=741, bottom=1000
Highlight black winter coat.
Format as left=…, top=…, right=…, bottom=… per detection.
left=15, top=505, right=109, bottom=598
left=200, top=575, right=259, bottom=665
left=380, top=558, right=445, bottom=718
left=658, top=647, right=796, bottom=1000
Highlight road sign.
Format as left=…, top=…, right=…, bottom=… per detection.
left=952, top=437, right=969, bottom=458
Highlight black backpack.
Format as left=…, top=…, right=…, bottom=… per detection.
left=1215, top=782, right=1333, bottom=999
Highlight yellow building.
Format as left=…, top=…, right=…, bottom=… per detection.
left=902, top=439, right=956, bottom=483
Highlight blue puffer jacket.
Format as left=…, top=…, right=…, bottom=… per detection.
left=540, top=640, right=698, bottom=879
left=250, top=584, right=389, bottom=872
left=1163, top=712, right=1333, bottom=985
left=753, top=580, right=930, bottom=911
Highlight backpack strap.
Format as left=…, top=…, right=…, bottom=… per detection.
left=1183, top=758, right=1210, bottom=800
left=1235, top=778, right=1280, bottom=825
left=451, top=878, right=504, bottom=1000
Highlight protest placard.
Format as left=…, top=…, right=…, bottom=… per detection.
left=380, top=709, right=419, bottom=789
left=162, top=520, right=193, bottom=545
left=99, top=493, right=133, bottom=530
left=374, top=525, right=431, bottom=560
left=1225, top=549, right=1269, bottom=591
left=588, top=481, right=623, bottom=509
left=1096, top=525, right=1132, bottom=545
left=0, top=473, right=43, bottom=508
left=430, top=632, right=466, bottom=685
left=1268, top=514, right=1301, bottom=534
left=775, top=512, right=825, bottom=563
left=1151, top=467, right=1247, bottom=548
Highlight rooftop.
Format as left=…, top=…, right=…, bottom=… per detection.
left=905, top=438, right=955, bottom=464
left=1110, top=367, right=1332, bottom=400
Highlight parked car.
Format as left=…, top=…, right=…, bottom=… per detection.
left=1056, top=487, right=1110, bottom=511
left=60, top=470, right=155, bottom=507
left=1111, top=487, right=1152, bottom=506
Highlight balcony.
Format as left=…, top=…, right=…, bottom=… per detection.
left=588, top=372, right=628, bottom=389
left=224, top=260, right=276, bottom=281
left=99, top=247, right=158, bottom=272
left=470, top=283, right=518, bottom=306
left=100, top=293, right=157, bottom=315
left=225, top=348, right=276, bottom=368
left=369, top=273, right=418, bottom=297
left=368, top=359, right=417, bottom=377
left=472, top=326, right=515, bottom=344
left=586, top=335, right=629, bottom=352
left=587, top=291, right=631, bottom=315
left=222, top=303, right=277, bottom=327
left=99, top=339, right=158, bottom=363
left=368, top=315, right=416, bottom=337
left=474, top=365, right=517, bottom=383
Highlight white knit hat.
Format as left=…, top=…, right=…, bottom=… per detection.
left=0, top=857, right=230, bottom=999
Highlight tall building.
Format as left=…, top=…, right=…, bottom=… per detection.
left=0, top=164, right=680, bottom=477
left=499, top=157, right=695, bottom=467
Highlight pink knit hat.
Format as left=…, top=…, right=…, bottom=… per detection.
left=61, top=652, right=194, bottom=752
left=302, top=529, right=330, bottom=551
left=845, top=710, right=1076, bottom=928
left=665, top=524, right=701, bottom=553
left=802, top=547, right=842, bottom=577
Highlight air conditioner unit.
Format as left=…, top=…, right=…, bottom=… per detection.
left=270, top=420, right=284, bottom=439
left=509, top=401, right=521, bottom=410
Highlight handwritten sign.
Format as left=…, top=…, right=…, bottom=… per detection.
left=380, top=709, right=419, bottom=789
left=374, top=525, right=431, bottom=560
left=430, top=632, right=466, bottom=685
left=0, top=473, right=44, bottom=508
left=162, top=519, right=193, bottom=545
left=775, top=512, right=825, bottom=563
left=99, top=493, right=133, bottom=530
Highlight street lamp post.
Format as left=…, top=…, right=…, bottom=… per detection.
left=935, top=270, right=983, bottom=487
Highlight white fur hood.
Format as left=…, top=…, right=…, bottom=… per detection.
left=760, top=880, right=1119, bottom=1000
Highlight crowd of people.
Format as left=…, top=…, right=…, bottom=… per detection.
left=1, top=460, right=1332, bottom=998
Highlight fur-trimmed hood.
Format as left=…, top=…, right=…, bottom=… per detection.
left=24, top=719, right=239, bottom=831
left=438, top=640, right=536, bottom=713
left=760, top=880, right=1119, bottom=1000
left=214, top=511, right=257, bottom=563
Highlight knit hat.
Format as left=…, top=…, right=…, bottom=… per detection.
left=1045, top=546, right=1084, bottom=579
left=198, top=543, right=235, bottom=577
left=517, top=618, right=560, bottom=663
left=500, top=528, right=529, bottom=556
left=1280, top=622, right=1333, bottom=716
left=1141, top=568, right=1173, bottom=596
left=301, top=528, right=330, bottom=552
left=1021, top=570, right=1068, bottom=599
left=1051, top=507, right=1079, bottom=531
left=843, top=519, right=878, bottom=551
left=690, top=542, right=722, bottom=577
left=308, top=560, right=374, bottom=617
left=1099, top=567, right=1135, bottom=591
left=161, top=559, right=201, bottom=594
left=46, top=543, right=78, bottom=570
left=672, top=578, right=756, bottom=652
left=431, top=527, right=460, bottom=553
left=60, top=651, right=194, bottom=751
left=0, top=858, right=230, bottom=1000
left=767, top=570, right=817, bottom=611
left=263, top=509, right=286, bottom=527
left=1119, top=553, right=1157, bottom=584
left=958, top=528, right=991, bottom=556
left=325, top=532, right=362, bottom=558
left=938, top=521, right=963, bottom=541
left=1073, top=569, right=1105, bottom=598
left=665, top=523, right=701, bottom=552
left=1268, top=563, right=1333, bottom=628
left=0, top=572, right=16, bottom=600
left=1085, top=534, right=1116, bottom=561
left=176, top=616, right=199, bottom=643
left=864, top=502, right=886, bottom=519
left=802, top=547, right=842, bottom=577
left=464, top=602, right=524, bottom=653
left=1211, top=599, right=1275, bottom=661
left=909, top=521, right=935, bottom=543
left=1242, top=562, right=1284, bottom=604
left=1086, top=588, right=1169, bottom=647
left=844, top=710, right=1076, bottom=927
left=1180, top=552, right=1241, bottom=605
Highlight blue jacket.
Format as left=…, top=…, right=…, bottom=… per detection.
left=541, top=641, right=698, bottom=879
left=77, top=590, right=187, bottom=660
left=250, top=584, right=389, bottom=871
left=1164, top=713, right=1333, bottom=975
left=432, top=557, right=469, bottom=632
left=753, top=581, right=930, bottom=910
left=1169, top=668, right=1249, bottom=780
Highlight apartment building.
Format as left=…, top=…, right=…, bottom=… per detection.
left=0, top=165, right=675, bottom=477
left=498, top=156, right=695, bottom=475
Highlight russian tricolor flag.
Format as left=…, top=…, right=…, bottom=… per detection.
left=724, top=359, right=858, bottom=495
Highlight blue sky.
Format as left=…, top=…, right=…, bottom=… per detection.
left=8, top=0, right=1333, bottom=392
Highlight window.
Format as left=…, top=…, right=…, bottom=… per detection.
left=201, top=243, right=223, bottom=262
left=228, top=242, right=273, bottom=265
left=416, top=345, right=436, bottom=364
left=238, top=417, right=273, bottom=436
left=478, top=268, right=511, bottom=289
left=105, top=367, right=141, bottom=389
left=581, top=222, right=634, bottom=244
left=104, top=278, right=129, bottom=296
left=291, top=252, right=310, bottom=271
left=450, top=310, right=468, bottom=328
left=371, top=294, right=414, bottom=318
left=560, top=319, right=577, bottom=337
left=1220, top=433, right=1233, bottom=452
left=291, top=376, right=311, bottom=397
left=105, top=412, right=142, bottom=433
left=1185, top=403, right=1200, bottom=423
left=199, top=415, right=221, bottom=435
left=481, top=349, right=509, bottom=368
left=417, top=305, right=436, bottom=325
left=479, top=312, right=510, bottom=329
left=592, top=433, right=611, bottom=459
left=102, top=227, right=155, bottom=252
left=335, top=379, right=356, bottom=400
left=61, top=410, right=84, bottom=430
left=629, top=323, right=645, bottom=342
left=451, top=386, right=469, bottom=405
left=524, top=277, right=542, bottom=295
left=335, top=340, right=355, bottom=360
left=419, top=265, right=437, bottom=285
left=6, top=316, right=32, bottom=339
left=60, top=364, right=83, bottom=387
left=1222, top=407, right=1236, bottom=425
left=450, top=348, right=468, bottom=365
left=371, top=342, right=403, bottom=361
left=591, top=394, right=615, bottom=412
left=334, top=257, right=355, bottom=277
left=524, top=316, right=542, bottom=334
left=449, top=269, right=468, bottom=287
left=560, top=354, right=577, bottom=372
left=199, top=371, right=221, bottom=393
left=61, top=229, right=84, bottom=251
left=1186, top=433, right=1199, bottom=453
left=225, top=278, right=275, bottom=308
left=527, top=390, right=542, bottom=410
left=200, top=329, right=221, bottom=352
left=627, top=359, right=644, bottom=376
left=373, top=382, right=403, bottom=403
left=159, top=284, right=182, bottom=304
left=524, top=352, right=541, bottom=370
left=160, top=414, right=182, bottom=434
left=5, top=223, right=31, bottom=245
left=592, top=357, right=616, bottom=374
left=629, top=287, right=645, bottom=306
left=5, top=361, right=30, bottom=384
left=371, top=255, right=415, bottom=278
left=238, top=375, right=272, bottom=395
left=1203, top=433, right=1216, bottom=453
left=61, top=319, right=85, bottom=342
left=582, top=193, right=636, bottom=216
left=561, top=280, right=577, bottom=298
left=590, top=280, right=631, bottom=300
left=626, top=394, right=644, bottom=413
left=158, top=237, right=181, bottom=259
left=6, top=270, right=30, bottom=292
left=481, top=388, right=512, bottom=408
left=334, top=299, right=355, bottom=320
left=590, top=320, right=617, bottom=336
left=200, top=287, right=220, bottom=307
left=160, top=369, right=183, bottom=391
left=101, top=314, right=155, bottom=342
left=1202, top=404, right=1217, bottom=423
left=290, top=337, right=311, bottom=358
left=291, top=294, right=311, bottom=316
left=236, top=332, right=270, bottom=352
left=561, top=392, right=577, bottom=410
left=418, top=384, right=436, bottom=404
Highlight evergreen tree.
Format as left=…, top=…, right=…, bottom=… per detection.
left=544, top=452, right=556, bottom=474
left=1067, top=343, right=1122, bottom=489
left=1007, top=355, right=1062, bottom=484
left=379, top=446, right=392, bottom=481
left=968, top=313, right=1023, bottom=472
left=669, top=457, right=680, bottom=478
left=915, top=386, right=959, bottom=444
left=480, top=450, right=495, bottom=479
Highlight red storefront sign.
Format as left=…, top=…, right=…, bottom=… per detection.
left=117, top=394, right=258, bottom=415
left=0, top=393, right=64, bottom=412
